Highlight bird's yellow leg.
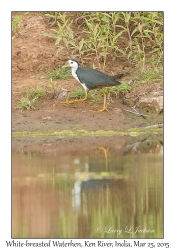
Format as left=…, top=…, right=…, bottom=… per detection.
left=60, top=92, right=88, bottom=105
left=98, top=146, right=109, bottom=171
left=91, top=90, right=108, bottom=112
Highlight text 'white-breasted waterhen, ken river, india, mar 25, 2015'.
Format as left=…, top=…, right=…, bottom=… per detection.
left=60, top=59, right=125, bottom=112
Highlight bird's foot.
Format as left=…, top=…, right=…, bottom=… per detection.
left=60, top=100, right=76, bottom=105
left=60, top=98, right=87, bottom=105
left=90, top=107, right=108, bottom=112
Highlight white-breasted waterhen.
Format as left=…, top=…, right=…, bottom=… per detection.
left=60, top=59, right=124, bottom=112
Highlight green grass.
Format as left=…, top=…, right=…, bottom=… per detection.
left=16, top=97, right=38, bottom=110
left=66, top=88, right=104, bottom=102
left=135, top=67, right=163, bottom=84
left=89, top=91, right=101, bottom=104
left=24, top=86, right=46, bottom=98
left=44, top=12, right=60, bottom=26
left=44, top=11, right=163, bottom=73
left=12, top=15, right=23, bottom=38
left=105, top=83, right=132, bottom=96
left=65, top=88, right=104, bottom=104
left=45, top=66, right=71, bottom=80
left=67, top=88, right=86, bottom=99
left=16, top=86, right=46, bottom=110
left=65, top=83, right=131, bottom=103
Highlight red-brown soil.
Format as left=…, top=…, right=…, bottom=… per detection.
left=12, top=12, right=163, bottom=135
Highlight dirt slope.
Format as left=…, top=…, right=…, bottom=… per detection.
left=12, top=12, right=163, bottom=133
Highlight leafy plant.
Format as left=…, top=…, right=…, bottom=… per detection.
left=16, top=86, right=46, bottom=110
left=44, top=11, right=163, bottom=74
left=16, top=97, right=38, bottom=110
left=44, top=12, right=60, bottom=26
left=43, top=13, right=75, bottom=58
left=47, top=78, right=59, bottom=98
left=12, top=15, right=23, bottom=37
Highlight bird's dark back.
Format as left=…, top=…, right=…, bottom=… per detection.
left=77, top=67, right=121, bottom=89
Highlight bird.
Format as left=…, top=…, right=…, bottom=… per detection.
left=60, top=59, right=124, bottom=112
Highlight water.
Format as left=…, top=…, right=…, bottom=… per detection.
left=12, top=135, right=163, bottom=238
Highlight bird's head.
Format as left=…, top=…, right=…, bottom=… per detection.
left=68, top=59, right=79, bottom=71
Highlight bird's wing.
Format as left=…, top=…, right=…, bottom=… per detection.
left=77, top=68, right=116, bottom=89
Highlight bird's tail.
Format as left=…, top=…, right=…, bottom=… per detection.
left=112, top=73, right=124, bottom=79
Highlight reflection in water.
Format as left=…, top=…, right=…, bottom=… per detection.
left=12, top=136, right=163, bottom=238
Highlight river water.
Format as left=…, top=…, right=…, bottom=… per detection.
left=12, top=134, right=163, bottom=238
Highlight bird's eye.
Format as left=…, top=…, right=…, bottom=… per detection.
left=71, top=61, right=73, bottom=64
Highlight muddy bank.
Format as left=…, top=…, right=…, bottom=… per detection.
left=12, top=95, right=163, bottom=133
left=12, top=12, right=163, bottom=135
left=12, top=130, right=163, bottom=156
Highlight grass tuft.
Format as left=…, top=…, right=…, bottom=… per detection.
left=67, top=88, right=86, bottom=100
left=16, top=86, right=46, bottom=110
left=135, top=67, right=163, bottom=84
left=24, top=86, right=46, bottom=98
left=12, top=15, right=23, bottom=38
left=45, top=67, right=71, bottom=80
left=16, top=97, right=38, bottom=110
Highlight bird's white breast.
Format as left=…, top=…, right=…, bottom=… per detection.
left=71, top=69, right=89, bottom=92
left=72, top=69, right=80, bottom=83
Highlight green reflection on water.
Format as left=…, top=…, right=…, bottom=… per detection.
left=12, top=137, right=163, bottom=238
left=12, top=127, right=162, bottom=138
